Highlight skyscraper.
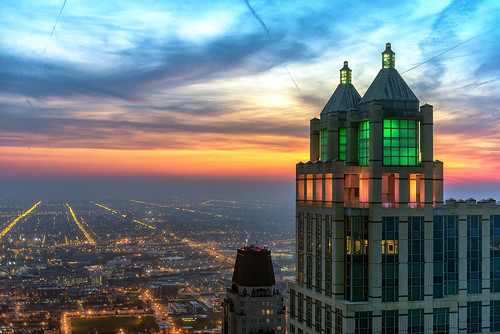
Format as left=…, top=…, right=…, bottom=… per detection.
left=288, top=43, right=500, bottom=333
left=223, top=245, right=285, bottom=334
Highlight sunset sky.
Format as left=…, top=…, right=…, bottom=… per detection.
left=1, top=0, right=499, bottom=199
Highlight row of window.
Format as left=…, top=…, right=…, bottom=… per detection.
left=317, top=119, right=420, bottom=166
left=297, top=214, right=500, bottom=302
left=297, top=172, right=428, bottom=208
left=289, top=302, right=451, bottom=334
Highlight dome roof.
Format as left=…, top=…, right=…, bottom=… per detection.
left=358, top=68, right=419, bottom=112
left=320, top=61, right=361, bottom=121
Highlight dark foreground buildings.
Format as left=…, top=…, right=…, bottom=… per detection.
left=223, top=245, right=285, bottom=334
left=288, top=44, right=500, bottom=333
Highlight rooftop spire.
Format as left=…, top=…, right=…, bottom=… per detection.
left=382, top=42, right=395, bottom=69
left=340, top=61, right=352, bottom=84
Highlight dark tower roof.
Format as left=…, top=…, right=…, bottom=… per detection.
left=320, top=61, right=361, bottom=122
left=232, top=246, right=275, bottom=287
left=358, top=43, right=419, bottom=113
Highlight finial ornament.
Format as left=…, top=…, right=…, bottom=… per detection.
left=382, top=43, right=395, bottom=69
left=340, top=61, right=352, bottom=84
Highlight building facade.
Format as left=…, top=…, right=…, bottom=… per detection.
left=223, top=246, right=285, bottom=334
left=287, top=43, right=500, bottom=334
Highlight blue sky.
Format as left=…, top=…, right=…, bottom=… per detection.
left=1, top=0, right=499, bottom=199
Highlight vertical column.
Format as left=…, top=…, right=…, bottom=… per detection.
left=369, top=102, right=383, bottom=210
left=328, top=114, right=340, bottom=161
left=333, top=160, right=345, bottom=298
left=399, top=173, right=409, bottom=209
left=420, top=104, right=433, bottom=164
left=433, top=161, right=444, bottom=206
left=420, top=104, right=434, bottom=211
left=310, top=118, right=320, bottom=161
left=398, top=218, right=409, bottom=302
left=424, top=215, right=434, bottom=309
left=457, top=204, right=467, bottom=333
left=368, top=102, right=383, bottom=303
left=482, top=214, right=491, bottom=332
left=346, top=109, right=358, bottom=166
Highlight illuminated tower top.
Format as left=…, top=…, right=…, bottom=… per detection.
left=359, top=43, right=418, bottom=113
left=320, top=61, right=361, bottom=122
left=340, top=61, right=352, bottom=84
left=382, top=42, right=395, bottom=69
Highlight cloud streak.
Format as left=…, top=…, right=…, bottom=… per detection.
left=243, top=0, right=269, bottom=36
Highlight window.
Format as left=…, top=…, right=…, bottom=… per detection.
left=335, top=308, right=343, bottom=334
left=491, top=301, right=500, bottom=332
left=297, top=213, right=304, bottom=286
left=382, top=173, right=399, bottom=208
left=339, top=128, right=347, bottom=161
left=306, top=174, right=313, bottom=206
left=408, top=309, right=423, bottom=334
left=433, top=308, right=449, bottom=334
left=355, top=311, right=372, bottom=334
left=345, top=216, right=368, bottom=301
left=325, top=215, right=333, bottom=296
left=382, top=310, right=398, bottom=333
left=321, top=129, right=328, bottom=161
left=467, top=301, right=481, bottom=333
left=408, top=174, right=425, bottom=208
left=408, top=217, right=424, bottom=301
left=325, top=304, right=333, bottom=333
left=382, top=217, right=399, bottom=302
left=315, top=214, right=322, bottom=293
left=315, top=175, right=323, bottom=205
left=289, top=289, right=296, bottom=319
left=491, top=215, right=500, bottom=292
left=358, top=121, right=369, bottom=166
left=433, top=216, right=444, bottom=298
left=306, top=297, right=312, bottom=328
left=325, top=174, right=333, bottom=207
left=297, top=292, right=303, bottom=323
left=467, top=215, right=482, bottom=294
left=444, top=216, right=458, bottom=295
left=297, top=175, right=304, bottom=203
left=382, top=119, right=419, bottom=166
left=315, top=300, right=322, bottom=332
left=306, top=214, right=313, bottom=289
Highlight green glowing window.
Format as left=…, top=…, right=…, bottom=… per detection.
left=358, top=121, right=369, bottom=166
left=383, top=119, right=419, bottom=166
left=341, top=70, right=347, bottom=84
left=320, top=129, right=328, bottom=161
left=339, top=128, right=347, bottom=161
left=383, top=53, right=395, bottom=69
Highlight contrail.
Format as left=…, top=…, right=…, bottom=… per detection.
left=284, top=65, right=301, bottom=93
left=243, top=0, right=269, bottom=36
left=401, top=35, right=478, bottom=74
left=43, top=0, right=68, bottom=54
left=26, top=98, right=35, bottom=111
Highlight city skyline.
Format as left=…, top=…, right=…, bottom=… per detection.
left=1, top=0, right=499, bottom=200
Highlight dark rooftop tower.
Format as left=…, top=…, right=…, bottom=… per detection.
left=223, top=245, right=285, bottom=334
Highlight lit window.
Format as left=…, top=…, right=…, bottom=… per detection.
left=358, top=121, right=369, bottom=166
left=383, top=119, right=419, bottom=166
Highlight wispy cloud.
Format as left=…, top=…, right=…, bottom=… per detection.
left=0, top=0, right=499, bottom=184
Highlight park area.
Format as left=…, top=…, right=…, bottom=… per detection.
left=71, top=316, right=158, bottom=333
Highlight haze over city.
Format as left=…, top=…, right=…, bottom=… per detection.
left=1, top=0, right=499, bottom=201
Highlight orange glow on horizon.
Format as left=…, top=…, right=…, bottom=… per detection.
left=0, top=146, right=305, bottom=180
left=1, top=129, right=498, bottom=184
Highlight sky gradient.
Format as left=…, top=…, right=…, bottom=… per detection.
left=1, top=0, right=499, bottom=199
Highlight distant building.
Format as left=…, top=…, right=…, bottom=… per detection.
left=287, top=43, right=500, bottom=333
left=150, top=282, right=179, bottom=300
left=223, top=245, right=285, bottom=334
left=37, top=286, right=67, bottom=300
left=123, top=265, right=143, bottom=279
